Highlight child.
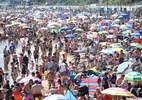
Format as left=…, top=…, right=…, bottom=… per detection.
left=31, top=60, right=34, bottom=70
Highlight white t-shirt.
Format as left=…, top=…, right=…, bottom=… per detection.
left=60, top=63, right=66, bottom=72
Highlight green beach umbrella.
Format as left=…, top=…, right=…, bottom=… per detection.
left=130, top=43, right=142, bottom=49
left=11, top=21, right=21, bottom=25
left=125, top=72, right=142, bottom=81
left=49, top=25, right=60, bottom=34
left=98, top=31, right=107, bottom=34
left=76, top=28, right=83, bottom=32
left=122, top=30, right=130, bottom=35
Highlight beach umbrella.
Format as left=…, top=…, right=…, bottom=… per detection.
left=101, top=20, right=110, bottom=24
left=74, top=48, right=86, bottom=53
left=92, top=32, right=98, bottom=35
left=112, top=24, right=119, bottom=28
left=60, top=26, right=70, bottom=30
left=65, top=90, right=77, bottom=100
left=106, top=35, right=116, bottom=39
left=19, top=23, right=27, bottom=27
left=120, top=25, right=127, bottom=30
left=23, top=26, right=33, bottom=30
left=77, top=15, right=87, bottom=19
left=100, top=49, right=114, bottom=54
left=66, top=30, right=72, bottom=33
left=116, top=35, right=130, bottom=40
left=11, top=21, right=21, bottom=25
left=90, top=67, right=98, bottom=72
left=109, top=29, right=116, bottom=33
left=115, top=19, right=121, bottom=23
left=135, top=38, right=142, bottom=44
left=101, top=88, right=134, bottom=97
left=43, top=95, right=69, bottom=100
left=112, top=48, right=126, bottom=53
left=100, top=42, right=111, bottom=46
left=48, top=26, right=56, bottom=29
left=5, top=24, right=14, bottom=27
left=98, top=31, right=108, bottom=34
left=80, top=75, right=102, bottom=95
left=18, top=76, right=41, bottom=83
left=130, top=43, right=142, bottom=49
left=87, top=34, right=98, bottom=39
left=117, top=62, right=133, bottom=74
left=124, top=72, right=142, bottom=81
left=65, top=34, right=75, bottom=38
left=110, top=43, right=122, bottom=48
left=48, top=22, right=61, bottom=27
left=131, top=33, right=141, bottom=37
left=76, top=28, right=84, bottom=32
left=122, top=30, right=131, bottom=35
left=39, top=27, right=48, bottom=31
left=50, top=25, right=60, bottom=34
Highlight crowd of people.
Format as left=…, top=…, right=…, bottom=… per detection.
left=0, top=6, right=141, bottom=100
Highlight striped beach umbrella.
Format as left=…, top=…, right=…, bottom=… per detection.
left=124, top=72, right=142, bottom=81
left=80, top=75, right=102, bottom=95
left=101, top=88, right=134, bottom=97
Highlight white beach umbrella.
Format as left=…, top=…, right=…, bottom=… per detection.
left=43, top=95, right=69, bottom=100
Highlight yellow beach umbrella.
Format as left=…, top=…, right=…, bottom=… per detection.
left=112, top=24, right=120, bottom=27
left=19, top=23, right=27, bottom=27
left=92, top=32, right=98, bottom=35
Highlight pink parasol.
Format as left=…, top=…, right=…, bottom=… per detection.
left=107, top=35, right=116, bottom=39
left=18, top=76, right=41, bottom=83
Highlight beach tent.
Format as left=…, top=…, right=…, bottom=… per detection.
left=65, top=90, right=77, bottom=100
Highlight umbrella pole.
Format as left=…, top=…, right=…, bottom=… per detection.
left=87, top=71, right=90, bottom=100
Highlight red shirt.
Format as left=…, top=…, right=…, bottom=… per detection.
left=103, top=94, right=111, bottom=100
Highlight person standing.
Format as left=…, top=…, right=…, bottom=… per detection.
left=46, top=68, right=55, bottom=90
left=118, top=50, right=125, bottom=64
left=23, top=80, right=33, bottom=100
left=59, top=60, right=67, bottom=76
left=102, top=72, right=109, bottom=89
left=0, top=69, right=4, bottom=87
left=0, top=89, right=4, bottom=100
left=31, top=80, right=43, bottom=100
left=33, top=49, right=39, bottom=63
left=56, top=79, right=66, bottom=95
left=5, top=84, right=12, bottom=100
left=23, top=55, right=29, bottom=68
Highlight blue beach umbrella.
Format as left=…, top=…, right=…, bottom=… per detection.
left=65, top=34, right=75, bottom=38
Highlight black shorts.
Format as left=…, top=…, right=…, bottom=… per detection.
left=49, top=48, right=52, bottom=52
left=34, top=55, right=39, bottom=59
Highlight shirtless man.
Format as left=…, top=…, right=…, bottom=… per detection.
left=57, top=79, right=66, bottom=95
left=11, top=62, right=16, bottom=81
left=46, top=68, right=55, bottom=90
left=31, top=80, right=43, bottom=100
left=23, top=79, right=33, bottom=100
left=118, top=50, right=125, bottom=64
